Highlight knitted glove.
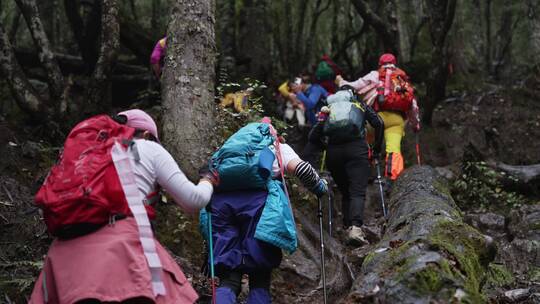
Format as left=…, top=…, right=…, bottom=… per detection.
left=311, top=179, right=328, bottom=198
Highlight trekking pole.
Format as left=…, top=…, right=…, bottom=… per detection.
left=320, top=150, right=326, bottom=172
left=207, top=211, right=216, bottom=304
left=328, top=194, right=332, bottom=237
left=374, top=159, right=388, bottom=219
left=415, top=133, right=421, bottom=165
left=317, top=197, right=328, bottom=304
left=320, top=150, right=332, bottom=236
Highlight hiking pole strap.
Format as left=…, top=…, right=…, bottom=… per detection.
left=112, top=142, right=166, bottom=296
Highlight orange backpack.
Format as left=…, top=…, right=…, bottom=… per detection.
left=376, top=66, right=415, bottom=113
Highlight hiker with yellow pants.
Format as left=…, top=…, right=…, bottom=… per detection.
left=376, top=111, right=406, bottom=180
left=338, top=53, right=420, bottom=186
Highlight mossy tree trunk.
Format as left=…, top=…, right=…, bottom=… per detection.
left=346, top=166, right=495, bottom=303
left=161, top=0, right=217, bottom=179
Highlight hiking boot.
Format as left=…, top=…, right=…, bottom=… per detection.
left=346, top=226, right=369, bottom=246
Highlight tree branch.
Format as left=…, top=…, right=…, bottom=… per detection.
left=410, top=16, right=428, bottom=59
left=350, top=0, right=398, bottom=53
left=15, top=0, right=64, bottom=107
left=8, top=9, right=22, bottom=43
left=439, top=0, right=457, bottom=47
left=0, top=18, right=45, bottom=117
left=119, top=11, right=155, bottom=64
left=332, top=22, right=368, bottom=61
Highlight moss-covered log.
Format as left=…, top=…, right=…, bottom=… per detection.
left=346, top=166, right=495, bottom=303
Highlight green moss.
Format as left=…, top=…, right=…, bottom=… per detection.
left=427, top=220, right=487, bottom=303
left=486, top=264, right=514, bottom=287
left=530, top=221, right=540, bottom=231
left=411, top=265, right=444, bottom=293
left=528, top=267, right=540, bottom=283
left=362, top=252, right=377, bottom=267
left=433, top=179, right=452, bottom=198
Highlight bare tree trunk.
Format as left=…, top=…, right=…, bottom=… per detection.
left=128, top=0, right=138, bottom=20
left=216, top=0, right=236, bottom=79
left=292, top=0, right=309, bottom=72
left=530, top=0, right=540, bottom=65
left=422, top=0, right=457, bottom=125
left=471, top=0, right=484, bottom=68
left=151, top=0, right=161, bottom=34
left=119, top=12, right=155, bottom=64
left=0, top=18, right=45, bottom=117
left=84, top=0, right=120, bottom=111
left=64, top=0, right=101, bottom=72
left=485, top=0, right=492, bottom=73
left=304, top=0, right=331, bottom=67
left=284, top=0, right=294, bottom=75
left=350, top=0, right=399, bottom=55
left=409, top=16, right=427, bottom=59
left=493, top=0, right=521, bottom=79
left=162, top=0, right=217, bottom=179
left=528, top=0, right=540, bottom=91
left=15, top=0, right=64, bottom=109
left=8, top=9, right=22, bottom=43
left=330, top=0, right=340, bottom=56
left=237, top=0, right=271, bottom=81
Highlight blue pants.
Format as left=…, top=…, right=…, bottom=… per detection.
left=209, top=191, right=282, bottom=271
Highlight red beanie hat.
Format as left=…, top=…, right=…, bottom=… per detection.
left=378, top=53, right=397, bottom=66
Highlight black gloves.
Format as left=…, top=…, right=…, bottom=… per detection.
left=199, top=165, right=220, bottom=187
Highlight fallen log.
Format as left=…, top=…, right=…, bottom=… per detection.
left=491, top=162, right=540, bottom=195
left=14, top=48, right=148, bottom=75
left=345, top=166, right=495, bottom=303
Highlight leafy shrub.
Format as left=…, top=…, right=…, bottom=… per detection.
left=451, top=161, right=527, bottom=211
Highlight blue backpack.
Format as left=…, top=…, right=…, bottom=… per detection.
left=210, top=122, right=276, bottom=191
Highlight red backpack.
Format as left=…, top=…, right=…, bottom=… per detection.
left=375, top=66, right=415, bottom=113
left=35, top=115, right=156, bottom=238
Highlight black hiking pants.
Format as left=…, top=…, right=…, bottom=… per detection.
left=326, top=140, right=369, bottom=227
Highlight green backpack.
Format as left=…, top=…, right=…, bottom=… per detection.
left=315, top=61, right=335, bottom=81
left=323, top=89, right=366, bottom=143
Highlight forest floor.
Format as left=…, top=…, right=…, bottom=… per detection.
left=0, top=85, right=539, bottom=303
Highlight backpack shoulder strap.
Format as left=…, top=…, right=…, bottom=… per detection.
left=111, top=141, right=166, bottom=297
left=267, top=123, right=291, bottom=203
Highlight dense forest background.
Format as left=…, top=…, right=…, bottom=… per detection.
left=0, top=0, right=539, bottom=125
left=0, top=0, right=539, bottom=302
